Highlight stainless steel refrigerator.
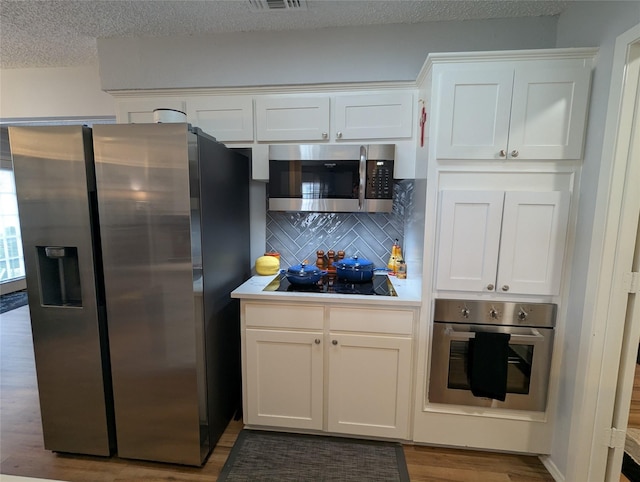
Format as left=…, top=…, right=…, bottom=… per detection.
left=10, top=123, right=251, bottom=466
left=10, top=125, right=115, bottom=457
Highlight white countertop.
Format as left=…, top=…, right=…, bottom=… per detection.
left=231, top=273, right=422, bottom=306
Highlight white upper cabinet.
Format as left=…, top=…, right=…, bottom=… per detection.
left=115, top=98, right=186, bottom=124
left=186, top=96, right=254, bottom=142
left=255, top=96, right=330, bottom=141
left=436, top=190, right=570, bottom=296
left=255, top=92, right=414, bottom=142
left=434, top=58, right=592, bottom=160
left=436, top=68, right=514, bottom=160
left=508, top=65, right=591, bottom=160
left=110, top=88, right=419, bottom=178
left=334, top=92, right=414, bottom=140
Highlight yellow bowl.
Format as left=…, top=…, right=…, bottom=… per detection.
left=256, top=255, right=280, bottom=275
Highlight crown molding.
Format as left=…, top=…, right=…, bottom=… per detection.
left=416, top=47, right=599, bottom=86
left=107, top=81, right=418, bottom=98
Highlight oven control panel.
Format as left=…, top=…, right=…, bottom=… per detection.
left=434, top=299, right=556, bottom=327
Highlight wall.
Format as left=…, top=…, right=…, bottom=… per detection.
left=97, top=17, right=557, bottom=90
left=0, top=65, right=115, bottom=119
left=550, top=4, right=640, bottom=479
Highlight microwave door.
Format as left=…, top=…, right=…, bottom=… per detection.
left=268, top=158, right=360, bottom=212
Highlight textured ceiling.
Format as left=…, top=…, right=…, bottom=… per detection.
left=0, top=0, right=570, bottom=69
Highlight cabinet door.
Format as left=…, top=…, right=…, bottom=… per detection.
left=334, top=93, right=413, bottom=140
left=255, top=96, right=330, bottom=141
left=116, top=99, right=185, bottom=124
left=436, top=190, right=504, bottom=292
left=497, top=191, right=570, bottom=295
left=435, top=68, right=514, bottom=159
left=186, top=96, right=253, bottom=142
left=327, top=333, right=412, bottom=439
left=508, top=65, right=592, bottom=160
left=245, top=329, right=323, bottom=430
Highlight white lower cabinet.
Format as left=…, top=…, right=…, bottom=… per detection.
left=327, top=332, right=412, bottom=438
left=245, top=328, right=324, bottom=430
left=242, top=302, right=414, bottom=440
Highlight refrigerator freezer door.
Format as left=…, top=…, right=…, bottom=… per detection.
left=9, top=125, right=115, bottom=456
left=93, top=123, right=208, bottom=465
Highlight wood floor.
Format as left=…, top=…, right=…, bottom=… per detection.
left=627, top=360, right=640, bottom=429
left=1, top=305, right=557, bottom=481
left=620, top=361, right=640, bottom=482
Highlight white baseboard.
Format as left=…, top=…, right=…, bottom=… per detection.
left=540, top=454, right=565, bottom=482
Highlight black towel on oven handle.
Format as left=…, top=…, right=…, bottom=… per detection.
left=467, top=331, right=512, bottom=401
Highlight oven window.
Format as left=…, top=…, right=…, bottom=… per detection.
left=269, top=160, right=359, bottom=199
left=447, top=340, right=534, bottom=395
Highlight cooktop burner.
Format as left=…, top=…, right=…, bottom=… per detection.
left=263, top=273, right=398, bottom=296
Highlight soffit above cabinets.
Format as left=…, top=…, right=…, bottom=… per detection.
left=1, top=0, right=570, bottom=69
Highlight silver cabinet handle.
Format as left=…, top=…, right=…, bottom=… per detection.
left=336, top=131, right=343, bottom=139
left=314, top=338, right=321, bottom=345
left=332, top=340, right=338, bottom=346
left=499, top=149, right=507, bottom=158
left=322, top=132, right=328, bottom=139
left=487, top=284, right=494, bottom=291
left=511, top=149, right=519, bottom=158
left=502, top=285, right=510, bottom=292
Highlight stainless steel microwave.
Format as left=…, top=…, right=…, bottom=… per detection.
left=268, top=144, right=395, bottom=213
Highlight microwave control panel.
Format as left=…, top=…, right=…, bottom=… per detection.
left=366, top=160, right=393, bottom=199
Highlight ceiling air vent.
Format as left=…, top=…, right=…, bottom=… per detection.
left=248, top=0, right=307, bottom=11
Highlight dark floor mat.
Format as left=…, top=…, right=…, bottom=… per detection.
left=218, top=429, right=410, bottom=481
left=0, top=290, right=28, bottom=314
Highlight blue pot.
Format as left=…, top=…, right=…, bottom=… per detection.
left=334, top=256, right=376, bottom=282
left=283, top=263, right=327, bottom=285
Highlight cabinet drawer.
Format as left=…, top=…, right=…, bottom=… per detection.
left=329, top=307, right=413, bottom=335
left=245, top=303, right=324, bottom=330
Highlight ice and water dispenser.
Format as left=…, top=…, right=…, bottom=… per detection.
left=37, top=246, right=82, bottom=307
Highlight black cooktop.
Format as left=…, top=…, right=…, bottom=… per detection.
left=264, top=273, right=397, bottom=297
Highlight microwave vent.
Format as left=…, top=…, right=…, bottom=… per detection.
left=248, top=0, right=307, bottom=11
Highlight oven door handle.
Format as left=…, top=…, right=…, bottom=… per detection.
left=443, top=326, right=545, bottom=342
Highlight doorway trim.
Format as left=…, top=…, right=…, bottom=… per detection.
left=564, top=22, right=640, bottom=482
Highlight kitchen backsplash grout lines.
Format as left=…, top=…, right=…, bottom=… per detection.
left=266, top=182, right=413, bottom=269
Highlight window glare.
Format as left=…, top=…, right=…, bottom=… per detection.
left=0, top=169, right=25, bottom=282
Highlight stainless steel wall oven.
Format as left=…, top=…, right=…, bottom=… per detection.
left=429, top=299, right=556, bottom=411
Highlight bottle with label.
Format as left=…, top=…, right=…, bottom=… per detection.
left=396, top=261, right=407, bottom=279
left=387, top=239, right=400, bottom=274
left=395, top=241, right=404, bottom=268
